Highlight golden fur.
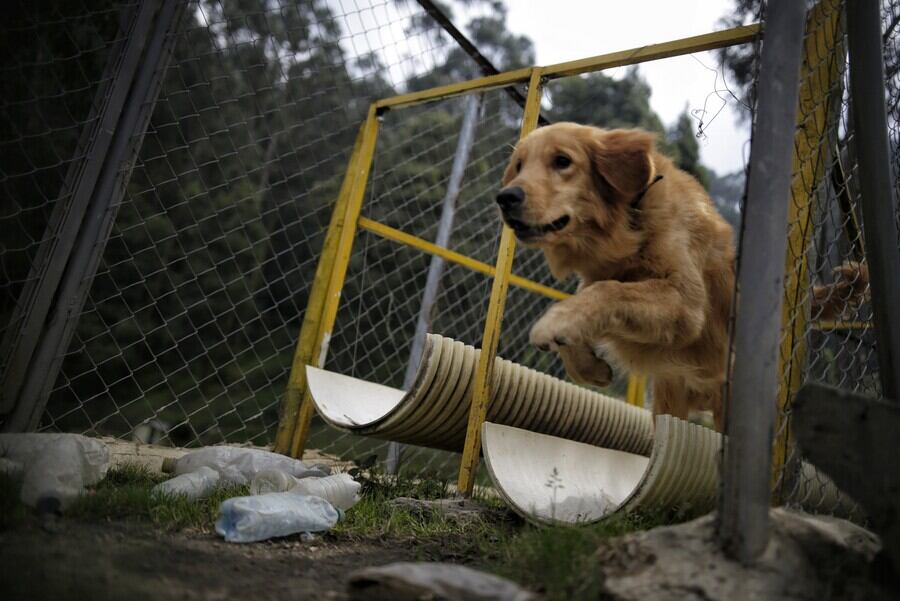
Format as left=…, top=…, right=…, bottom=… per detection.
left=498, top=123, right=866, bottom=432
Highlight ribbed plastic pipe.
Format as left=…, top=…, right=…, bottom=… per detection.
left=481, top=417, right=856, bottom=526
left=305, top=333, right=653, bottom=455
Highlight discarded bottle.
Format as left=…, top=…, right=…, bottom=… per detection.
left=152, top=466, right=220, bottom=500
left=0, top=433, right=109, bottom=509
left=172, top=446, right=326, bottom=485
left=215, top=491, right=340, bottom=543
left=291, top=473, right=361, bottom=511
left=250, top=470, right=360, bottom=511
left=249, top=468, right=296, bottom=495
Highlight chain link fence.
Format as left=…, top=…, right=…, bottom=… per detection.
left=770, top=0, right=898, bottom=513
left=11, top=0, right=891, bottom=498
left=0, top=0, right=574, bottom=477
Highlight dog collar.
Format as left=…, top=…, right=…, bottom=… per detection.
left=631, top=174, right=664, bottom=209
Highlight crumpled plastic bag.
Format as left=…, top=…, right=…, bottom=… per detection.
left=0, top=433, right=109, bottom=509
left=173, top=446, right=326, bottom=485
left=215, top=491, right=340, bottom=543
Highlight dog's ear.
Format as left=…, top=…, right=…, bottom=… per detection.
left=586, top=129, right=656, bottom=201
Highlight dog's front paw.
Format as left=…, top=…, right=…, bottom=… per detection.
left=529, top=302, right=584, bottom=352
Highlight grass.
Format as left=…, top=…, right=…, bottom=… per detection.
left=492, top=511, right=675, bottom=599
left=330, top=470, right=682, bottom=601
left=3, top=463, right=686, bottom=601
left=66, top=463, right=250, bottom=532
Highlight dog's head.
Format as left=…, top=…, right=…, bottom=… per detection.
left=497, top=123, right=657, bottom=247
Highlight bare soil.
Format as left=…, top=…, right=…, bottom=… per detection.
left=0, top=518, right=430, bottom=601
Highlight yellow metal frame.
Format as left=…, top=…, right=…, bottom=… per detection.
left=771, top=0, right=844, bottom=498
left=276, top=24, right=763, bottom=495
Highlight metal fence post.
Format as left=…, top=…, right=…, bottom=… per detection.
left=273, top=126, right=366, bottom=454
left=1, top=0, right=186, bottom=432
left=846, top=0, right=900, bottom=402
left=287, top=105, right=382, bottom=458
left=771, top=0, right=845, bottom=500
left=457, top=69, right=543, bottom=496
left=718, top=0, right=806, bottom=562
left=387, top=93, right=483, bottom=474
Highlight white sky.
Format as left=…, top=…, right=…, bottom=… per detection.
left=503, top=0, right=751, bottom=175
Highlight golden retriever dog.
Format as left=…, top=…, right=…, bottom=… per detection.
left=497, top=122, right=867, bottom=432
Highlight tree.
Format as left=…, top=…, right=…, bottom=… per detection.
left=667, top=110, right=712, bottom=189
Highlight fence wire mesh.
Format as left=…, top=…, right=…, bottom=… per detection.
left=13, top=0, right=487, bottom=451
left=10, top=0, right=891, bottom=498
left=771, top=0, right=897, bottom=514
left=1, top=0, right=128, bottom=390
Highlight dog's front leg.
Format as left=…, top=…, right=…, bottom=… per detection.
left=530, top=277, right=706, bottom=350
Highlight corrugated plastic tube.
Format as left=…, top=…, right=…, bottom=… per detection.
left=305, top=333, right=653, bottom=455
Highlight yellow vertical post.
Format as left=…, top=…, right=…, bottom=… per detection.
left=626, top=374, right=647, bottom=408
left=771, top=0, right=843, bottom=497
left=273, top=124, right=366, bottom=454
left=289, top=105, right=382, bottom=458
left=457, top=70, right=543, bottom=495
left=273, top=105, right=380, bottom=457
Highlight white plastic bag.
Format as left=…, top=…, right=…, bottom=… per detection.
left=215, top=492, right=340, bottom=543
left=0, top=433, right=109, bottom=509
left=173, top=446, right=324, bottom=485
left=152, top=466, right=220, bottom=500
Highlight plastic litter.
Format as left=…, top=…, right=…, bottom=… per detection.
left=0, top=457, right=24, bottom=476
left=0, top=433, right=109, bottom=509
left=152, top=466, right=220, bottom=500
left=250, top=470, right=360, bottom=511
left=290, top=473, right=360, bottom=511
left=172, top=446, right=326, bottom=485
left=215, top=491, right=340, bottom=543
left=249, top=468, right=296, bottom=495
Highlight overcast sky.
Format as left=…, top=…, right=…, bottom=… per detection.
left=502, top=0, right=751, bottom=175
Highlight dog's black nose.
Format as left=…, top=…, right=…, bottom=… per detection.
left=496, top=186, right=525, bottom=212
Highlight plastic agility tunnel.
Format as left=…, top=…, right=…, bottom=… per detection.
left=306, top=334, right=852, bottom=524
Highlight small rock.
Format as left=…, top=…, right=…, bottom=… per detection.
left=595, top=508, right=889, bottom=601
left=348, top=562, right=538, bottom=601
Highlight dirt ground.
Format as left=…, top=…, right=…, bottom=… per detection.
left=0, top=518, right=428, bottom=601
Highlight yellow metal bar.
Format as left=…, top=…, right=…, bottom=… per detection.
left=626, top=374, right=647, bottom=408
left=457, top=68, right=544, bottom=496
left=357, top=216, right=570, bottom=301
left=375, top=25, right=758, bottom=111
left=542, top=24, right=760, bottom=80
left=812, top=321, right=872, bottom=331
left=273, top=124, right=366, bottom=454
left=288, top=105, right=381, bottom=458
left=375, top=67, right=533, bottom=110
left=772, top=0, right=843, bottom=498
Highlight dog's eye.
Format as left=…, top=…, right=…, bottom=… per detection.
left=516, top=160, right=522, bottom=173
left=553, top=154, right=572, bottom=170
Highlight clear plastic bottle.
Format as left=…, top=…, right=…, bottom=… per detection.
left=250, top=470, right=360, bottom=511
left=215, top=491, right=340, bottom=543
left=152, top=466, right=220, bottom=500
left=172, top=446, right=327, bottom=485
left=290, top=473, right=360, bottom=511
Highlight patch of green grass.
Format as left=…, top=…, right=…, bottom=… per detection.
left=67, top=463, right=249, bottom=532
left=333, top=471, right=685, bottom=601
left=331, top=471, right=515, bottom=561
left=491, top=511, right=676, bottom=601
